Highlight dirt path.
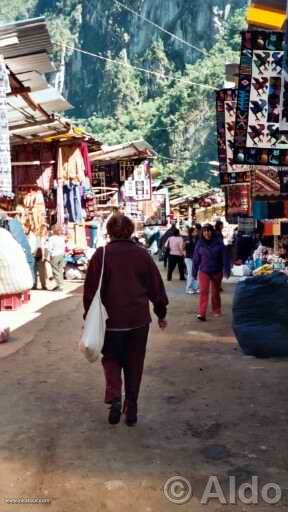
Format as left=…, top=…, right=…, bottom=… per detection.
left=0, top=276, right=288, bottom=512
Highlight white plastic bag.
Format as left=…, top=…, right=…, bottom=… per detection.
left=79, top=247, right=108, bottom=363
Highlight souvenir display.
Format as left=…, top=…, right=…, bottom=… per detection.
left=219, top=170, right=251, bottom=186
left=216, top=88, right=250, bottom=174
left=234, top=30, right=288, bottom=166
left=0, top=61, right=11, bottom=194
left=225, top=184, right=251, bottom=216
left=252, top=167, right=280, bottom=197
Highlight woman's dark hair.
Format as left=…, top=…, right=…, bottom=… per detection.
left=174, top=228, right=180, bottom=237
left=107, top=214, right=135, bottom=240
left=215, top=220, right=224, bottom=232
left=201, top=224, right=214, bottom=238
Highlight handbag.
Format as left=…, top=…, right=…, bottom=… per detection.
left=79, top=247, right=108, bottom=363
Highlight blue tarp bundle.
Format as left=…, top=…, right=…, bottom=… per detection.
left=233, top=272, right=288, bottom=358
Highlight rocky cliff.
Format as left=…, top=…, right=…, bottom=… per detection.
left=66, top=0, right=246, bottom=115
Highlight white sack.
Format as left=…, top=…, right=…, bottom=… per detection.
left=0, top=227, right=33, bottom=295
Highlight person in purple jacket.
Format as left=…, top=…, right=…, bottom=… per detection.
left=84, top=214, right=168, bottom=427
left=192, top=223, right=230, bottom=321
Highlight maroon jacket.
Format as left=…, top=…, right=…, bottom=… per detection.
left=83, top=240, right=168, bottom=329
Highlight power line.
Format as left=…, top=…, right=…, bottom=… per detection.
left=114, top=0, right=208, bottom=56
left=58, top=43, right=217, bottom=91
left=156, top=154, right=196, bottom=163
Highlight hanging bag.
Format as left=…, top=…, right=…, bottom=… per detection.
left=79, top=247, right=108, bottom=363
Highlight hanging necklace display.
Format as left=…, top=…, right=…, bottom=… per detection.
left=0, top=58, right=12, bottom=194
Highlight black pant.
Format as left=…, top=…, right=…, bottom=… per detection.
left=102, top=326, right=149, bottom=416
left=163, top=250, right=169, bottom=268
left=167, top=255, right=185, bottom=281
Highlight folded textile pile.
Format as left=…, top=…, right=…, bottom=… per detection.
left=0, top=323, right=10, bottom=343
left=0, top=227, right=33, bottom=295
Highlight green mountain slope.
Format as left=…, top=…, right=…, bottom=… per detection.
left=0, top=1, right=247, bottom=187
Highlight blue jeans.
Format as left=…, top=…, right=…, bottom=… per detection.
left=63, top=184, right=83, bottom=223
left=185, top=258, right=199, bottom=292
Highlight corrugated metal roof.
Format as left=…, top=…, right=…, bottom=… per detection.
left=6, top=52, right=55, bottom=75
left=0, top=18, right=53, bottom=58
left=30, top=88, right=72, bottom=114
left=9, top=116, right=102, bottom=147
left=10, top=118, right=70, bottom=140
left=14, top=71, right=48, bottom=92
left=90, top=140, right=156, bottom=161
left=6, top=87, right=71, bottom=128
left=0, top=18, right=102, bottom=148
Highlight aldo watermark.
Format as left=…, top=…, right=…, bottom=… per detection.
left=164, top=475, right=282, bottom=506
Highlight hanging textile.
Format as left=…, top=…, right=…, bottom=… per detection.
left=263, top=221, right=274, bottom=236
left=80, top=142, right=92, bottom=181
left=226, top=185, right=251, bottom=215
left=281, top=221, right=288, bottom=235
left=267, top=200, right=283, bottom=219
left=57, top=183, right=65, bottom=226
left=278, top=169, right=288, bottom=193
left=216, top=88, right=251, bottom=174
left=279, top=20, right=288, bottom=130
left=234, top=30, right=288, bottom=166
left=252, top=167, right=280, bottom=197
left=272, top=221, right=281, bottom=236
left=0, top=59, right=11, bottom=194
left=252, top=200, right=269, bottom=220
left=57, top=145, right=86, bottom=182
left=63, top=183, right=83, bottom=223
left=262, top=220, right=281, bottom=236
left=12, top=143, right=56, bottom=192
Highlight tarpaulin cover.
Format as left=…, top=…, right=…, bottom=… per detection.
left=233, top=272, right=288, bottom=357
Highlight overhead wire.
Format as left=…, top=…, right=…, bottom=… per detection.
left=57, top=43, right=217, bottom=91
left=114, top=0, right=208, bottom=56
left=156, top=154, right=198, bottom=164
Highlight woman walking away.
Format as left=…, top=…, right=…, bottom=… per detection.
left=193, top=224, right=230, bottom=321
left=165, top=229, right=185, bottom=281
left=184, top=227, right=199, bottom=294
left=47, top=225, right=66, bottom=291
left=159, top=223, right=178, bottom=268
left=83, top=215, right=168, bottom=427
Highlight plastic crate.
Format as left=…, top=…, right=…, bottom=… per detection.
left=0, top=293, right=22, bottom=311
left=21, top=290, right=31, bottom=304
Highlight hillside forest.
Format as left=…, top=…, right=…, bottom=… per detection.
left=0, top=1, right=247, bottom=193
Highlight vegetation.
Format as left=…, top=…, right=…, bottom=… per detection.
left=83, top=8, right=246, bottom=186
left=0, top=1, right=246, bottom=189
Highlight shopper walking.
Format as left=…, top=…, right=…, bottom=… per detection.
left=214, top=220, right=225, bottom=292
left=47, top=225, right=66, bottom=291
left=34, top=225, right=49, bottom=289
left=184, top=227, right=199, bottom=294
left=159, top=223, right=178, bottom=268
left=214, top=220, right=224, bottom=241
left=193, top=224, right=230, bottom=321
left=83, top=214, right=168, bottom=427
left=165, top=229, right=185, bottom=281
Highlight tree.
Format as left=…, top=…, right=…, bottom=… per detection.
left=140, top=38, right=175, bottom=99
left=0, top=0, right=37, bottom=22
left=98, top=50, right=141, bottom=117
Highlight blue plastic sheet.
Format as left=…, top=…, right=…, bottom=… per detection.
left=233, top=272, right=288, bottom=358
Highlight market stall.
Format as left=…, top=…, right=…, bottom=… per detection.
left=89, top=140, right=157, bottom=238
